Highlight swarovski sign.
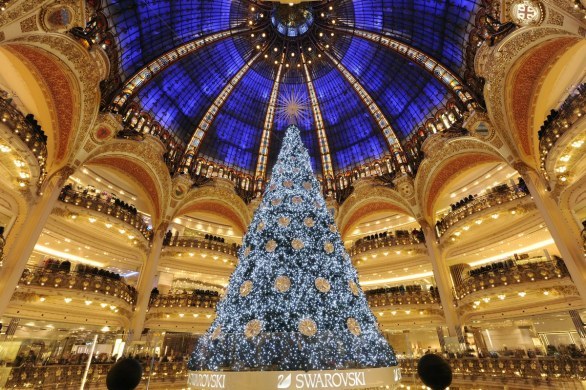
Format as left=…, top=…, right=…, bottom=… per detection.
left=187, top=367, right=400, bottom=389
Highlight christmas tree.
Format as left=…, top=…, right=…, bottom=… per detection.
left=188, top=125, right=397, bottom=372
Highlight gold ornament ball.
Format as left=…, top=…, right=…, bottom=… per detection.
left=304, top=217, right=315, bottom=228
left=266, top=240, right=277, bottom=252
left=292, top=196, right=303, bottom=205
left=271, top=198, right=282, bottom=206
left=299, top=318, right=317, bottom=337
left=303, top=181, right=312, bottom=190
left=211, top=326, right=222, bottom=340
left=329, top=224, right=337, bottom=233
left=292, top=239, right=304, bottom=250
left=275, top=275, right=291, bottom=292
left=324, top=241, right=334, bottom=254
left=240, top=281, right=253, bottom=297
left=278, top=216, right=291, bottom=227
left=245, top=319, right=263, bottom=339
left=315, top=277, right=331, bottom=293
left=243, top=247, right=251, bottom=257
left=257, top=221, right=265, bottom=232
left=283, top=180, right=293, bottom=188
left=347, top=318, right=361, bottom=336
left=349, top=280, right=360, bottom=296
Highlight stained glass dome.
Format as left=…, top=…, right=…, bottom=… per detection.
left=101, top=0, right=482, bottom=180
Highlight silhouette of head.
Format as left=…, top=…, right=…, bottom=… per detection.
left=417, top=354, right=452, bottom=390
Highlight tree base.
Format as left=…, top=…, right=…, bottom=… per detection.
left=187, top=366, right=401, bottom=389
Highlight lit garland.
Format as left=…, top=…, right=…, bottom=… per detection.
left=188, top=126, right=397, bottom=371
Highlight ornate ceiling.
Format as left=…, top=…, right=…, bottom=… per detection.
left=100, top=0, right=482, bottom=177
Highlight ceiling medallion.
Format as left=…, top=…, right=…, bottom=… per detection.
left=240, top=281, right=253, bottom=297
left=323, top=241, right=334, bottom=254
left=509, top=0, right=544, bottom=26
left=245, top=319, right=263, bottom=339
left=275, top=275, right=291, bottom=292
left=299, top=318, right=317, bottom=337
left=347, top=318, right=361, bottom=336
left=349, top=280, right=360, bottom=296
left=315, top=277, right=331, bottom=293
left=304, top=217, right=315, bottom=228
left=292, top=238, right=304, bottom=250
left=211, top=326, right=222, bottom=340
left=266, top=240, right=278, bottom=252
left=278, top=216, right=291, bottom=227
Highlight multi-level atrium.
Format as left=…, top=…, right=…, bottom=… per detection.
left=0, top=0, right=584, bottom=388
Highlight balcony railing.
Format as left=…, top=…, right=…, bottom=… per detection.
left=58, top=188, right=152, bottom=241
left=436, top=184, right=529, bottom=237
left=19, top=266, right=137, bottom=305
left=4, top=361, right=188, bottom=389
left=539, top=84, right=586, bottom=173
left=400, top=357, right=586, bottom=382
left=148, top=292, right=220, bottom=310
left=455, top=259, right=570, bottom=299
left=349, top=232, right=424, bottom=257
left=0, top=94, right=48, bottom=185
left=165, top=236, right=240, bottom=258
left=366, top=289, right=440, bottom=308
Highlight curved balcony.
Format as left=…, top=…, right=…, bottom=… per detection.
left=4, top=361, right=188, bottom=389
left=58, top=188, right=152, bottom=241
left=148, top=292, right=220, bottom=311
left=165, top=236, right=240, bottom=258
left=349, top=232, right=424, bottom=257
left=18, top=266, right=137, bottom=306
left=0, top=94, right=48, bottom=185
left=539, top=84, right=586, bottom=172
left=436, top=184, right=529, bottom=237
left=366, top=289, right=440, bottom=308
left=455, top=259, right=570, bottom=300
left=400, top=357, right=586, bottom=382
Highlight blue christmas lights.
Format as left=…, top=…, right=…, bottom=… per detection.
left=187, top=126, right=397, bottom=371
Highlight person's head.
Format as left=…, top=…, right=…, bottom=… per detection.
left=417, top=354, right=452, bottom=390
left=106, top=358, right=142, bottom=390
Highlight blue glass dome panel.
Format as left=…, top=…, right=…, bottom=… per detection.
left=134, top=39, right=246, bottom=143
left=351, top=0, right=480, bottom=71
left=196, top=68, right=275, bottom=174
left=103, top=0, right=237, bottom=78
left=312, top=69, right=389, bottom=172
left=339, top=36, right=446, bottom=138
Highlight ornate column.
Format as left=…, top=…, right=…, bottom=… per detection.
left=420, top=221, right=464, bottom=346
left=128, top=221, right=168, bottom=340
left=516, top=163, right=586, bottom=303
left=0, top=166, right=74, bottom=316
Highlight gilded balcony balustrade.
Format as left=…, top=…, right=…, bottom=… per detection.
left=539, top=84, right=586, bottom=173
left=455, top=259, right=570, bottom=299
left=0, top=94, right=48, bottom=185
left=399, top=357, right=586, bottom=382
left=436, top=184, right=529, bottom=237
left=18, top=266, right=137, bottom=305
left=366, top=289, right=441, bottom=308
left=58, top=188, right=152, bottom=241
left=349, top=232, right=424, bottom=257
left=165, top=236, right=241, bottom=258
left=148, top=292, right=220, bottom=310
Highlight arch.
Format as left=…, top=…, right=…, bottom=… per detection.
left=0, top=33, right=105, bottom=170
left=173, top=183, right=250, bottom=234
left=414, top=136, right=505, bottom=220
left=337, top=180, right=415, bottom=239
left=83, top=140, right=173, bottom=225
left=505, top=36, right=582, bottom=165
